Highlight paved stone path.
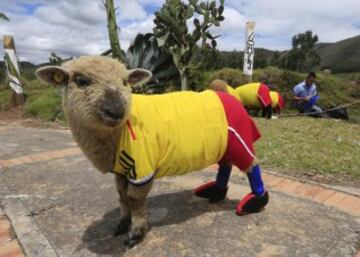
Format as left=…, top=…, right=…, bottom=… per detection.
left=0, top=126, right=360, bottom=257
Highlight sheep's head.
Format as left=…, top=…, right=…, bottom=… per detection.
left=36, top=56, right=152, bottom=129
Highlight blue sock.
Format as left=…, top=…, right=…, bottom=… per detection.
left=215, top=165, right=232, bottom=189
left=247, top=165, right=265, bottom=196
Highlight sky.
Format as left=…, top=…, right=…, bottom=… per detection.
left=0, top=0, right=360, bottom=64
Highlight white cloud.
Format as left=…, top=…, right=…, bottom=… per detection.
left=0, top=0, right=359, bottom=63
left=116, top=0, right=147, bottom=21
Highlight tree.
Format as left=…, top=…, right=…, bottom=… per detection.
left=270, top=51, right=280, bottom=67
left=281, top=30, right=320, bottom=72
left=103, top=0, right=124, bottom=62
left=153, top=0, right=225, bottom=91
left=0, top=13, right=10, bottom=22
left=254, top=50, right=268, bottom=69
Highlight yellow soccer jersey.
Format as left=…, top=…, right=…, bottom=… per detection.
left=270, top=91, right=279, bottom=109
left=226, top=85, right=239, bottom=100
left=234, top=83, right=261, bottom=108
left=113, top=90, right=228, bottom=185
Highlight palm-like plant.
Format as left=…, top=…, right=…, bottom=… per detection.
left=125, top=33, right=178, bottom=93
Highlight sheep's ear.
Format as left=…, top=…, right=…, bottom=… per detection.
left=126, top=68, right=152, bottom=86
left=36, top=66, right=70, bottom=87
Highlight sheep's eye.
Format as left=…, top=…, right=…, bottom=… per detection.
left=123, top=79, right=129, bottom=87
left=74, top=74, right=91, bottom=88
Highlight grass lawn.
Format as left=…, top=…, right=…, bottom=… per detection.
left=255, top=117, right=360, bottom=186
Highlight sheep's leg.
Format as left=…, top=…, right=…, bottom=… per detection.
left=125, top=180, right=153, bottom=248
left=114, top=175, right=131, bottom=235
left=236, top=161, right=269, bottom=215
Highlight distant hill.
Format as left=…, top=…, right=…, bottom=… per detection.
left=1, top=34, right=360, bottom=74
left=0, top=61, right=37, bottom=70
left=315, top=35, right=360, bottom=73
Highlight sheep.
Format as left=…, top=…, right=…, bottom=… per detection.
left=36, top=56, right=269, bottom=248
left=209, top=79, right=274, bottom=118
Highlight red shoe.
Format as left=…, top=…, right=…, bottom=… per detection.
left=236, top=191, right=269, bottom=216
left=194, top=181, right=228, bottom=203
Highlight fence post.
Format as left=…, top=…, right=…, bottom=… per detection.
left=243, top=21, right=255, bottom=83
left=3, top=35, right=24, bottom=107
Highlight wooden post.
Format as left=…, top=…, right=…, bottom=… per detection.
left=243, top=21, right=255, bottom=83
left=3, top=35, right=24, bottom=107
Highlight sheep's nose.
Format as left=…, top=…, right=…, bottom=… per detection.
left=101, top=102, right=124, bottom=120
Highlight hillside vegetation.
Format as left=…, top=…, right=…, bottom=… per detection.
left=315, top=35, right=360, bottom=73
left=1, top=66, right=359, bottom=122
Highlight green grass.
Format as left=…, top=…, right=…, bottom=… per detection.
left=0, top=76, right=64, bottom=121
left=24, top=87, right=63, bottom=121
left=255, top=117, right=360, bottom=183
left=0, top=85, right=12, bottom=111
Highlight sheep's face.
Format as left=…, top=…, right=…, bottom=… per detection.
left=36, top=56, right=152, bottom=129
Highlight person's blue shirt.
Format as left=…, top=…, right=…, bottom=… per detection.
left=293, top=81, right=317, bottom=98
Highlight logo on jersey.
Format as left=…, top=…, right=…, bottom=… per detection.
left=119, top=150, right=137, bottom=180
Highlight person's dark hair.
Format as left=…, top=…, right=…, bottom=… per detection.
left=307, top=72, right=316, bottom=79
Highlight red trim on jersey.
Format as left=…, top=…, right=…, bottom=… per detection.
left=216, top=92, right=261, bottom=171
left=257, top=83, right=272, bottom=107
left=126, top=120, right=136, bottom=140
left=277, top=92, right=285, bottom=109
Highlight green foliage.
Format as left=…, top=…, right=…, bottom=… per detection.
left=24, top=86, right=62, bottom=121
left=186, top=64, right=213, bottom=91
left=316, top=35, right=360, bottom=73
left=254, top=50, right=269, bottom=69
left=0, top=74, right=64, bottom=121
left=191, top=44, right=221, bottom=71
left=153, top=0, right=225, bottom=90
left=255, top=117, right=360, bottom=182
left=0, top=85, right=11, bottom=111
left=125, top=33, right=179, bottom=93
left=208, top=68, right=246, bottom=86
left=281, top=30, right=321, bottom=72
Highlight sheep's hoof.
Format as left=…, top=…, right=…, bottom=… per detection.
left=114, top=216, right=131, bottom=236
left=124, top=234, right=144, bottom=248
left=124, top=225, right=147, bottom=248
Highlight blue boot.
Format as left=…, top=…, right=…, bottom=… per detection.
left=194, top=165, right=232, bottom=203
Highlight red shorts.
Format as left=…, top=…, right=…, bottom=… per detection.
left=216, top=92, right=261, bottom=171
left=257, top=83, right=272, bottom=108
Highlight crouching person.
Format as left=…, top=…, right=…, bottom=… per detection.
left=293, top=72, right=322, bottom=117
left=195, top=92, right=269, bottom=215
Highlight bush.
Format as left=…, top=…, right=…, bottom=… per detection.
left=0, top=85, right=11, bottom=111
left=208, top=68, right=247, bottom=87
left=24, top=87, right=63, bottom=121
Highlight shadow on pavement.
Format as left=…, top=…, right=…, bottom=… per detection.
left=81, top=189, right=238, bottom=255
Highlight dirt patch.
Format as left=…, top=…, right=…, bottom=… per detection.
left=0, top=108, right=67, bottom=130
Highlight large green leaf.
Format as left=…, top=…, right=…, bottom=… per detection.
left=125, top=33, right=179, bottom=93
